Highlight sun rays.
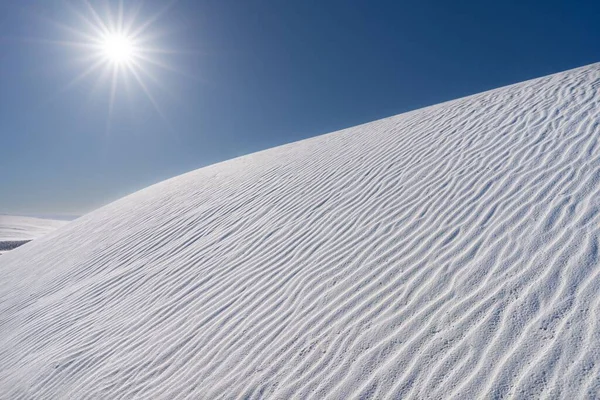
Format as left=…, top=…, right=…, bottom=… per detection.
left=42, top=0, right=186, bottom=133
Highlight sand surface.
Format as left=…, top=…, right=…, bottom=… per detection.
left=0, top=215, right=66, bottom=255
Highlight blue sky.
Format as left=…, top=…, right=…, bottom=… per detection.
left=1, top=0, right=599, bottom=217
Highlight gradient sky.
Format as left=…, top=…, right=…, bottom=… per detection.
left=1, top=0, right=599, bottom=217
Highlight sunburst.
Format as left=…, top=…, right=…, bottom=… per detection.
left=42, top=0, right=185, bottom=131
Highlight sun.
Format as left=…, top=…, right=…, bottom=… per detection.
left=101, top=33, right=135, bottom=65
left=42, top=1, right=190, bottom=132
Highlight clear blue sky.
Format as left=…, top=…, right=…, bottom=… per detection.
left=1, top=0, right=599, bottom=217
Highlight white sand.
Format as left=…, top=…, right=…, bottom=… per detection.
left=1, top=63, right=600, bottom=399
left=0, top=215, right=66, bottom=255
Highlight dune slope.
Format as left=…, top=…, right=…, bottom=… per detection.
left=2, top=64, right=600, bottom=399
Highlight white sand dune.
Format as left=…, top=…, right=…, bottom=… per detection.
left=2, top=63, right=600, bottom=399
left=0, top=216, right=66, bottom=255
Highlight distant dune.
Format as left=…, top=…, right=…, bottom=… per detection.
left=0, top=215, right=66, bottom=255
left=1, top=64, right=600, bottom=398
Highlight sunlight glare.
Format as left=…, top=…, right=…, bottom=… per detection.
left=44, top=0, right=192, bottom=133
left=101, top=34, right=134, bottom=64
